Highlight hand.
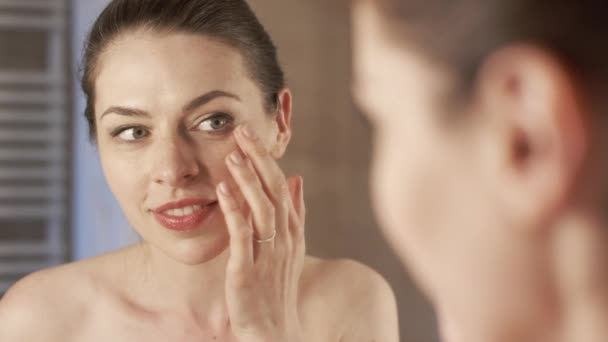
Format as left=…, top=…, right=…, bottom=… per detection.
left=216, top=124, right=306, bottom=342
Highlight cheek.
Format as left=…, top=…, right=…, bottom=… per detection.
left=99, top=150, right=143, bottom=199
left=370, top=125, right=421, bottom=251
left=193, top=139, right=237, bottom=183
left=369, top=119, right=452, bottom=279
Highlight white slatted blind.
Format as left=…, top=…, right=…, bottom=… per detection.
left=0, top=0, right=68, bottom=294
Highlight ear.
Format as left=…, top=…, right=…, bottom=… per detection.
left=474, top=45, right=589, bottom=229
left=269, top=88, right=293, bottom=159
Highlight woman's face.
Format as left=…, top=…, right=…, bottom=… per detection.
left=94, top=30, right=287, bottom=264
left=352, top=1, right=557, bottom=339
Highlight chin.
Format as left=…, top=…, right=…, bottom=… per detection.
left=170, top=234, right=230, bottom=265
left=135, top=209, right=231, bottom=265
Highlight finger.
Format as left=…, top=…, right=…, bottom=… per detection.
left=235, top=125, right=291, bottom=254
left=234, top=125, right=291, bottom=255
left=288, top=176, right=305, bottom=226
left=225, top=150, right=277, bottom=251
left=216, top=181, right=254, bottom=272
left=287, top=177, right=305, bottom=290
left=287, top=176, right=306, bottom=249
left=235, top=125, right=290, bottom=205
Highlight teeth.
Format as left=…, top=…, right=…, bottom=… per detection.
left=184, top=206, right=193, bottom=215
left=163, top=205, right=205, bottom=217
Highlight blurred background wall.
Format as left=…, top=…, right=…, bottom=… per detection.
left=0, top=0, right=438, bottom=340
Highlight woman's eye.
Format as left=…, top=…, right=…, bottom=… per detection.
left=197, top=114, right=233, bottom=132
left=117, top=127, right=149, bottom=141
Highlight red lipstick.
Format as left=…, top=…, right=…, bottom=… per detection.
left=152, top=198, right=217, bottom=232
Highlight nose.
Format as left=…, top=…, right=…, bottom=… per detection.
left=150, top=136, right=200, bottom=187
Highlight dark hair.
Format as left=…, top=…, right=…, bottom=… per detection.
left=373, top=0, right=608, bottom=103
left=81, top=0, right=285, bottom=141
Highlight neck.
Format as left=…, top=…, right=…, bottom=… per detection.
left=126, top=242, right=230, bottom=327
left=442, top=208, right=608, bottom=342
left=553, top=209, right=608, bottom=342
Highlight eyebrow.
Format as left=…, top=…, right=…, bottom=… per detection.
left=100, top=106, right=150, bottom=120
left=100, top=90, right=241, bottom=120
left=182, top=90, right=241, bottom=113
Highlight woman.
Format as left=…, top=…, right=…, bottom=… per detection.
left=0, top=1, right=398, bottom=341
left=352, top=0, right=608, bottom=341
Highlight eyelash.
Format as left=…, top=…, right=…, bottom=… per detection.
left=194, top=112, right=235, bottom=134
left=108, top=113, right=235, bottom=142
left=110, top=125, right=143, bottom=139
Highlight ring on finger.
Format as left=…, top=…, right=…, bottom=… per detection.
left=254, top=229, right=277, bottom=243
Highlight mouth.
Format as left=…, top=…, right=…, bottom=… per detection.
left=158, top=203, right=214, bottom=217
left=151, top=198, right=218, bottom=232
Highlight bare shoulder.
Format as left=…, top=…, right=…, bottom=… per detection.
left=0, top=263, right=90, bottom=340
left=301, top=256, right=392, bottom=296
left=300, top=256, right=400, bottom=341
left=0, top=247, right=131, bottom=341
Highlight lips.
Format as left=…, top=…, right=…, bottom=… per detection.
left=152, top=198, right=218, bottom=232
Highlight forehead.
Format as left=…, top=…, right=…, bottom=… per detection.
left=351, top=0, right=416, bottom=94
left=352, top=1, right=416, bottom=111
left=94, top=30, right=258, bottom=111
left=351, top=0, right=453, bottom=124
left=352, top=0, right=389, bottom=75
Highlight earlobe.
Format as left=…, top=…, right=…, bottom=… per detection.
left=270, top=88, right=293, bottom=159
left=476, top=45, right=589, bottom=227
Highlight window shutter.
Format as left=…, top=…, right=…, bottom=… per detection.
left=0, top=0, right=69, bottom=294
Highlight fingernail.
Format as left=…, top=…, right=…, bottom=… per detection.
left=229, top=151, right=243, bottom=165
left=240, top=124, right=257, bottom=140
left=218, top=181, right=231, bottom=196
